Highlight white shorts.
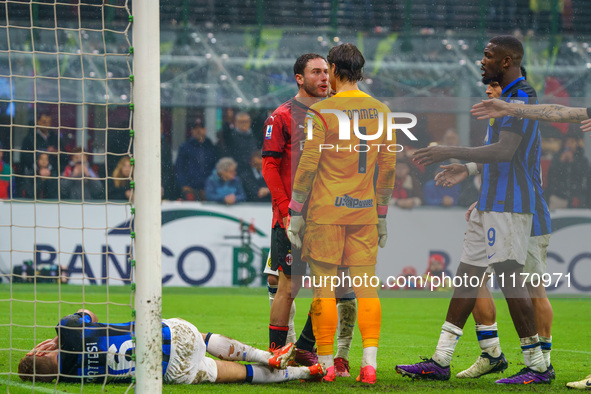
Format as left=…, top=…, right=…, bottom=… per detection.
left=461, top=209, right=532, bottom=268
left=263, top=249, right=278, bottom=276
left=163, top=318, right=217, bottom=384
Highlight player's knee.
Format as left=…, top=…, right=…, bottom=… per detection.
left=267, top=274, right=278, bottom=287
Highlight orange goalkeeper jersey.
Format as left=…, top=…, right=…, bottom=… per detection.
left=293, top=90, right=396, bottom=225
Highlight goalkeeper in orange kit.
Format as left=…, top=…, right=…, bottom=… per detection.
left=287, top=43, right=396, bottom=384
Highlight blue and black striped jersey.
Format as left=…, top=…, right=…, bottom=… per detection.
left=531, top=149, right=551, bottom=236
left=478, top=77, right=541, bottom=214
left=57, top=313, right=171, bottom=383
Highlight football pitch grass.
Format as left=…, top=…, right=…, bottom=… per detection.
left=1, top=285, right=590, bottom=393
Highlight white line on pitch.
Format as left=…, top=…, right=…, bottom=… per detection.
left=0, top=377, right=69, bottom=393
left=553, top=349, right=591, bottom=354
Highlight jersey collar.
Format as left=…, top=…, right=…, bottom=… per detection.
left=501, top=77, right=525, bottom=96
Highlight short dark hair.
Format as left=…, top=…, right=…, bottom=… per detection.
left=293, top=53, right=326, bottom=87
left=327, top=43, right=365, bottom=83
left=520, top=65, right=527, bottom=80
left=36, top=111, right=52, bottom=120
left=18, top=355, right=58, bottom=383
left=489, top=35, right=524, bottom=66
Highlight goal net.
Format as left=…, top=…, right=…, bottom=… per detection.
left=0, top=1, right=161, bottom=391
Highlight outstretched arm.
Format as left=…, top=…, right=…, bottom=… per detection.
left=413, top=131, right=522, bottom=166
left=471, top=99, right=590, bottom=126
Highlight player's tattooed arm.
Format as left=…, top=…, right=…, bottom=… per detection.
left=511, top=104, right=588, bottom=123
left=472, top=99, right=589, bottom=123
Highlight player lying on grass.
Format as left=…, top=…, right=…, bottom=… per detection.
left=471, top=98, right=591, bottom=132
left=18, top=309, right=324, bottom=384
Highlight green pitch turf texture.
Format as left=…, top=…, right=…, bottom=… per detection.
left=1, top=285, right=589, bottom=393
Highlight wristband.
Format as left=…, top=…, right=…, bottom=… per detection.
left=377, top=205, right=388, bottom=217
left=288, top=199, right=304, bottom=213
left=587, top=107, right=591, bottom=119
left=465, top=162, right=479, bottom=176
left=288, top=208, right=302, bottom=217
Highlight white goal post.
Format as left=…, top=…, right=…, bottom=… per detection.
left=132, top=0, right=163, bottom=392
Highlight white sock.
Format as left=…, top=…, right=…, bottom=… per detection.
left=335, top=297, right=356, bottom=360
left=520, top=334, right=546, bottom=372
left=475, top=323, right=501, bottom=357
left=539, top=335, right=552, bottom=368
left=318, top=354, right=334, bottom=370
left=206, top=333, right=270, bottom=364
left=268, top=285, right=277, bottom=307
left=432, top=321, right=463, bottom=367
left=287, top=301, right=296, bottom=345
left=248, top=364, right=311, bottom=383
left=361, top=346, right=377, bottom=369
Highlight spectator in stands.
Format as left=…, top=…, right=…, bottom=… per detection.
left=423, top=177, right=461, bottom=207
left=21, top=152, right=58, bottom=200
left=546, top=131, right=589, bottom=209
left=175, top=118, right=217, bottom=201
left=161, top=121, right=179, bottom=200
left=422, top=253, right=453, bottom=291
left=217, top=108, right=236, bottom=139
left=388, top=266, right=421, bottom=290
left=20, top=112, right=67, bottom=175
left=0, top=141, right=13, bottom=199
left=217, top=112, right=257, bottom=171
left=425, top=128, right=461, bottom=181
left=205, top=157, right=246, bottom=205
left=239, top=150, right=270, bottom=203
left=60, top=147, right=104, bottom=201
left=389, top=156, right=422, bottom=209
left=108, top=156, right=132, bottom=201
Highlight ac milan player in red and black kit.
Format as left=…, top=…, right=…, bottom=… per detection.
left=262, top=54, right=357, bottom=376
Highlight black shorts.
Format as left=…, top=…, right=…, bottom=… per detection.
left=270, top=225, right=305, bottom=276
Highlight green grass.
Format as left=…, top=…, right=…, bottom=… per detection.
left=1, top=285, right=590, bottom=393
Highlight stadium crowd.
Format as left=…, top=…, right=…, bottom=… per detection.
left=0, top=106, right=588, bottom=207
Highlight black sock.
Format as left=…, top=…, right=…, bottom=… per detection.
left=295, top=313, right=316, bottom=352
left=269, top=325, right=288, bottom=349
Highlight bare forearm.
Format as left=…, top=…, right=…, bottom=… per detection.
left=509, top=104, right=588, bottom=123
left=444, top=144, right=514, bottom=164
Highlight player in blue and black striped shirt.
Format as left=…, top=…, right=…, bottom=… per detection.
left=396, top=35, right=552, bottom=385
left=432, top=70, right=554, bottom=381
left=18, top=309, right=323, bottom=385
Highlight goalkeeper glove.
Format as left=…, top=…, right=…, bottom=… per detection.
left=287, top=209, right=305, bottom=249
left=377, top=205, right=388, bottom=248
left=377, top=217, right=387, bottom=248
